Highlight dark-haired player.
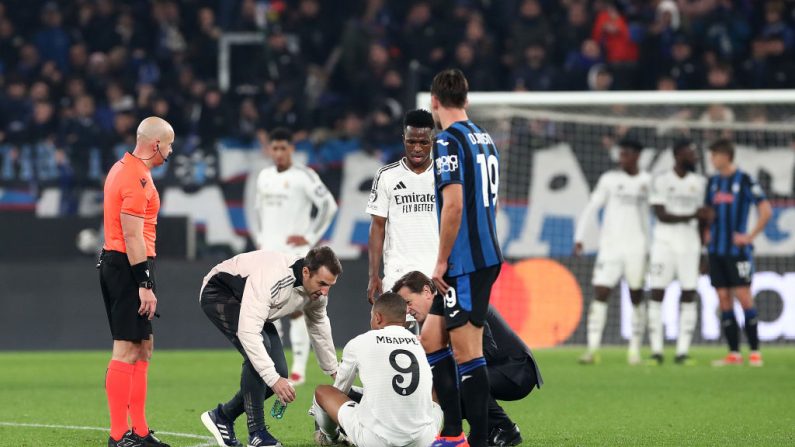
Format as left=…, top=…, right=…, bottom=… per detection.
left=705, top=139, right=771, bottom=367
left=425, top=68, right=503, bottom=447
left=393, top=271, right=542, bottom=447
left=647, top=140, right=708, bottom=365
left=199, top=247, right=342, bottom=447
left=574, top=139, right=651, bottom=365
left=251, top=127, right=338, bottom=386
left=367, top=109, right=438, bottom=304
left=312, top=292, right=441, bottom=447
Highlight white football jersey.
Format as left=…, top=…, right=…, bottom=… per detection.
left=650, top=170, right=706, bottom=247
left=366, top=159, right=438, bottom=286
left=253, top=164, right=337, bottom=256
left=333, top=325, right=436, bottom=445
left=575, top=170, right=651, bottom=252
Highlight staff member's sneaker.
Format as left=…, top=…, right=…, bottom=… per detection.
left=202, top=404, right=242, bottom=446
left=749, top=351, right=764, bottom=367
left=488, top=424, right=522, bottom=447
left=248, top=427, right=282, bottom=447
left=108, top=431, right=144, bottom=447
left=133, top=429, right=170, bottom=447
left=712, top=352, right=743, bottom=366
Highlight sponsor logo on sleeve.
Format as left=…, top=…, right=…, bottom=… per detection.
left=435, top=155, right=458, bottom=174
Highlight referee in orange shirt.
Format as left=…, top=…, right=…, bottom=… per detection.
left=100, top=116, right=173, bottom=447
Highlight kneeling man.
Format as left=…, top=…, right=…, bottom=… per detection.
left=313, top=292, right=442, bottom=447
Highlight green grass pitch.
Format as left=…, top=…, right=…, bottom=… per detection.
left=1, top=347, right=794, bottom=446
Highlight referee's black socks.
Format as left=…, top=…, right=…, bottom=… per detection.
left=426, top=348, right=463, bottom=437
left=459, top=357, right=489, bottom=447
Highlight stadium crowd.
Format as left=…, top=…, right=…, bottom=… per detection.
left=1, top=0, right=794, bottom=212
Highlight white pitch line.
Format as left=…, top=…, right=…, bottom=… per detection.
left=0, top=421, right=215, bottom=446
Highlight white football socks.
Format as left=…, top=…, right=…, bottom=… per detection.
left=587, top=300, right=608, bottom=354
left=628, top=301, right=647, bottom=356
left=648, top=300, right=664, bottom=355
left=312, top=397, right=339, bottom=438
left=677, top=301, right=698, bottom=356
left=290, top=315, right=311, bottom=378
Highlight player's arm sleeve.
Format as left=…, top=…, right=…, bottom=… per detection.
left=303, top=298, right=339, bottom=377
left=649, top=175, right=665, bottom=206
left=574, top=174, right=609, bottom=242
left=304, top=169, right=338, bottom=246
left=332, top=339, right=359, bottom=393
left=120, top=178, right=148, bottom=218
left=434, top=135, right=464, bottom=188
left=236, top=273, right=282, bottom=387
left=748, top=175, right=767, bottom=204
left=365, top=167, right=389, bottom=218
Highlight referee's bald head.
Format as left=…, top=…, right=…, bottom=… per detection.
left=137, top=116, right=174, bottom=144
left=134, top=116, right=175, bottom=166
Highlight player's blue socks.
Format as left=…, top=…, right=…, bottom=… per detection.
left=458, top=357, right=489, bottom=447
left=427, top=348, right=463, bottom=437
left=744, top=308, right=760, bottom=351
left=721, top=311, right=740, bottom=352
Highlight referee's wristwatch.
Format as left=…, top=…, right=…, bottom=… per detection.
left=139, top=280, right=154, bottom=290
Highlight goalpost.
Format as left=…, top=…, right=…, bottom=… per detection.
left=416, top=90, right=795, bottom=346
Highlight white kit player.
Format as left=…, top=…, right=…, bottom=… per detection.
left=367, top=110, right=438, bottom=304
left=252, top=127, right=338, bottom=385
left=648, top=140, right=708, bottom=365
left=575, top=139, right=651, bottom=365
left=312, top=292, right=442, bottom=447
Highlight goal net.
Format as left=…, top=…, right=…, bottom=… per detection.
left=417, top=90, right=795, bottom=347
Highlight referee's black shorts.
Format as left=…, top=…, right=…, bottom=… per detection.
left=429, top=264, right=501, bottom=330
left=99, top=250, right=154, bottom=341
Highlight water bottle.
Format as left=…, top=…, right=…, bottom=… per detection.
left=271, top=398, right=287, bottom=419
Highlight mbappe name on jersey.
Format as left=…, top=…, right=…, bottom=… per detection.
left=376, top=335, right=420, bottom=345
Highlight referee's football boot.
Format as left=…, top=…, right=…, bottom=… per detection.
left=201, top=404, right=243, bottom=446
left=132, top=429, right=171, bottom=447
left=108, top=431, right=144, bottom=447
left=248, top=427, right=282, bottom=447
left=488, top=423, right=522, bottom=447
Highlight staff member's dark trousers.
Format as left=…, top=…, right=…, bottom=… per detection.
left=463, top=357, right=538, bottom=432
left=200, top=275, right=288, bottom=434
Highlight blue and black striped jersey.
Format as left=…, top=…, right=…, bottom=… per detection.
left=705, top=169, right=767, bottom=257
left=433, top=120, right=503, bottom=277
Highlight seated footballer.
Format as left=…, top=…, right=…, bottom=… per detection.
left=312, top=292, right=442, bottom=447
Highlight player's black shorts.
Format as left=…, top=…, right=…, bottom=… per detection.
left=429, top=264, right=501, bottom=330
left=99, top=250, right=154, bottom=341
left=708, top=254, right=754, bottom=288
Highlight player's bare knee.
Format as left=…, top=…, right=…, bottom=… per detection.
left=680, top=290, right=697, bottom=303
left=651, top=289, right=665, bottom=302
left=594, top=286, right=611, bottom=302
left=629, top=290, right=644, bottom=305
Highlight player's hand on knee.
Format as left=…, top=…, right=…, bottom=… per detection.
left=272, top=377, right=296, bottom=403
left=367, top=276, right=382, bottom=304
left=138, top=288, right=157, bottom=320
